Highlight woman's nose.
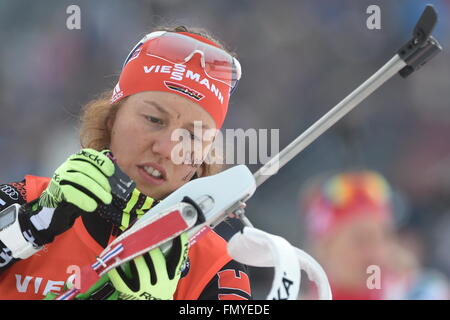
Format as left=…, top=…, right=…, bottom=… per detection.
left=151, top=129, right=180, bottom=161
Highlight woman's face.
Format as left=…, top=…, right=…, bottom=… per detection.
left=109, top=91, right=217, bottom=200
left=319, top=214, right=394, bottom=289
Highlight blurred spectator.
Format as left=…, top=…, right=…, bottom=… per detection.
left=299, top=170, right=449, bottom=299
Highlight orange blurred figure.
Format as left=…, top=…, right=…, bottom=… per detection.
left=300, top=170, right=449, bottom=300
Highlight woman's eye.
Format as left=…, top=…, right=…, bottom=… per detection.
left=146, top=116, right=163, bottom=125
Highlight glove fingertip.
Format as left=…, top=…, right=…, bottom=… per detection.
left=103, top=193, right=113, bottom=205
left=77, top=200, right=96, bottom=212
left=61, top=185, right=97, bottom=212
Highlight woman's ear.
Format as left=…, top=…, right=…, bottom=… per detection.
left=106, top=103, right=122, bottom=133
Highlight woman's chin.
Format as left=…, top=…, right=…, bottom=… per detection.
left=134, top=182, right=168, bottom=201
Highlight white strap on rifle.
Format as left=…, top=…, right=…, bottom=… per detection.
left=227, top=226, right=332, bottom=300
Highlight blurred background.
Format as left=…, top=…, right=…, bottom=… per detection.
left=0, top=0, right=449, bottom=299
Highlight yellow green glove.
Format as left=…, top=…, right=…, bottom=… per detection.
left=44, top=274, right=119, bottom=300
left=19, top=149, right=116, bottom=246
left=39, top=148, right=115, bottom=212
left=108, top=233, right=189, bottom=300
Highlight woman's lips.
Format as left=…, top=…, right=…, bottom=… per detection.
left=137, top=164, right=167, bottom=186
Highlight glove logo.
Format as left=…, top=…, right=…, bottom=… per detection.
left=139, top=292, right=159, bottom=300
left=117, top=292, right=160, bottom=300
left=78, top=150, right=105, bottom=167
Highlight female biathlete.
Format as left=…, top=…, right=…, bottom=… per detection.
left=0, top=26, right=252, bottom=300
